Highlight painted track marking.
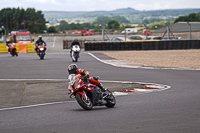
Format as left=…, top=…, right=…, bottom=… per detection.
left=88, top=52, right=200, bottom=70
left=52, top=37, right=56, bottom=47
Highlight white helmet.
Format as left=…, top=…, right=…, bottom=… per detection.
left=38, top=35, right=42, bottom=40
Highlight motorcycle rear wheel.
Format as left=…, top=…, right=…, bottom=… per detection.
left=76, top=93, right=93, bottom=110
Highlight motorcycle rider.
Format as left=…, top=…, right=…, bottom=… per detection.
left=70, top=38, right=81, bottom=57
left=35, top=35, right=46, bottom=54
left=68, top=64, right=108, bottom=93
left=6, top=39, right=12, bottom=53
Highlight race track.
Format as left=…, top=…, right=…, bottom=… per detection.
left=0, top=37, right=200, bottom=133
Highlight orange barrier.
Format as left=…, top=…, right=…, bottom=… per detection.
left=18, top=44, right=27, bottom=53
left=0, top=43, right=35, bottom=53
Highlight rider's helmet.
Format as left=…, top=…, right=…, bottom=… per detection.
left=38, top=35, right=42, bottom=40
left=74, top=38, right=78, bottom=42
left=68, top=64, right=78, bottom=74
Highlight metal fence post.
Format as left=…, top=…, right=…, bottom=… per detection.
left=100, top=24, right=105, bottom=41
left=143, top=23, right=148, bottom=39
left=187, top=22, right=191, bottom=40
left=165, top=22, right=170, bottom=40
left=122, top=24, right=126, bottom=41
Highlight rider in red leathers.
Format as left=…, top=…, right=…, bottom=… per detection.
left=35, top=35, right=46, bottom=54
left=68, top=64, right=107, bottom=92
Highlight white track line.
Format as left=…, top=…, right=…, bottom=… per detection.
left=0, top=101, right=75, bottom=111
left=52, top=37, right=56, bottom=47
left=0, top=79, right=68, bottom=81
left=88, top=52, right=200, bottom=71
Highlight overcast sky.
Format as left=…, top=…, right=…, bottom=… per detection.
left=0, top=0, right=200, bottom=11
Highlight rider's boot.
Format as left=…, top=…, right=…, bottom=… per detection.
left=98, top=83, right=110, bottom=97
left=35, top=48, right=39, bottom=55
left=98, top=83, right=107, bottom=92
left=70, top=50, right=72, bottom=57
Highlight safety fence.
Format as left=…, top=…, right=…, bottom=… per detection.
left=0, top=43, right=35, bottom=53
left=84, top=40, right=200, bottom=51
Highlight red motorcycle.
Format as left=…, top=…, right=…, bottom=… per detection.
left=8, top=43, right=18, bottom=57
left=37, top=44, right=46, bottom=60
left=68, top=74, right=116, bottom=110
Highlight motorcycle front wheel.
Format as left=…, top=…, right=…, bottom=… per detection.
left=76, top=93, right=93, bottom=110
left=40, top=52, right=44, bottom=60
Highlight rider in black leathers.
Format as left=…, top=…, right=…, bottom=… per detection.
left=35, top=35, right=46, bottom=54
left=70, top=38, right=81, bottom=57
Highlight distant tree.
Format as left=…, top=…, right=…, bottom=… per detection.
left=174, top=16, right=186, bottom=23
left=92, top=21, right=102, bottom=31
left=69, top=23, right=76, bottom=30
left=96, top=15, right=130, bottom=24
left=108, top=20, right=120, bottom=30
left=59, top=20, right=69, bottom=30
left=47, top=26, right=57, bottom=33
left=58, top=21, right=95, bottom=30
left=174, top=12, right=200, bottom=23
left=112, top=16, right=130, bottom=23
left=96, top=16, right=111, bottom=24
left=196, top=12, right=200, bottom=21
left=143, top=19, right=150, bottom=24
left=82, top=23, right=92, bottom=29
left=188, top=13, right=197, bottom=21
left=0, top=7, right=46, bottom=33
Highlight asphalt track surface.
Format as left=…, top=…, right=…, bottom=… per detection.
left=0, top=37, right=200, bottom=133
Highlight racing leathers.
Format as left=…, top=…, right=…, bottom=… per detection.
left=76, top=68, right=106, bottom=91
left=6, top=41, right=12, bottom=53
left=35, top=39, right=46, bottom=54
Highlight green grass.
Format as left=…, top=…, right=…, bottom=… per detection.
left=32, top=36, right=38, bottom=40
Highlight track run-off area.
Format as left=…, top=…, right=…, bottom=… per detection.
left=0, top=36, right=200, bottom=133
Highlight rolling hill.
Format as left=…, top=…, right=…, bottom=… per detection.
left=43, top=7, right=200, bottom=24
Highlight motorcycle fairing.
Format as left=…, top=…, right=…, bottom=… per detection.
left=76, top=91, right=87, bottom=99
left=38, top=45, right=45, bottom=51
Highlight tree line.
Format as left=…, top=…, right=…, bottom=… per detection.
left=53, top=20, right=122, bottom=33
left=0, top=7, right=46, bottom=33
left=1, top=7, right=199, bottom=34
left=174, top=12, right=200, bottom=23
left=0, top=7, right=127, bottom=33
left=50, top=12, right=200, bottom=32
